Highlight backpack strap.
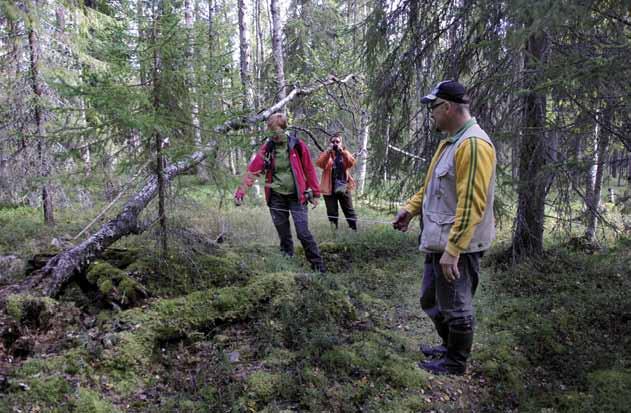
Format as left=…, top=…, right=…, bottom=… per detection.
left=263, top=140, right=275, bottom=172
left=264, top=132, right=305, bottom=173
left=287, top=131, right=304, bottom=163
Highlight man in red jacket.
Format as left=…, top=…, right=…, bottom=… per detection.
left=234, top=113, right=326, bottom=272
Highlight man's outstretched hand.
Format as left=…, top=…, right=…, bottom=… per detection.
left=392, top=209, right=412, bottom=232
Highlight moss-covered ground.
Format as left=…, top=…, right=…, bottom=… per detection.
left=1, top=186, right=630, bottom=411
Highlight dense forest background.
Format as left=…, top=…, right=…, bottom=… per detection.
left=1, top=0, right=631, bottom=412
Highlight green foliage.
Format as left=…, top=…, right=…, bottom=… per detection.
left=478, top=241, right=631, bottom=410
left=585, top=369, right=631, bottom=413
left=0, top=206, right=42, bottom=253
left=246, top=371, right=282, bottom=402
left=72, top=388, right=121, bottom=413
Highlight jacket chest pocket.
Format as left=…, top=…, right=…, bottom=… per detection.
left=434, top=164, right=454, bottom=196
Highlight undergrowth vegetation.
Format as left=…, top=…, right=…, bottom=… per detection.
left=2, top=190, right=631, bottom=411
left=476, top=237, right=631, bottom=412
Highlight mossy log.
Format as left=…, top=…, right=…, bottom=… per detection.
left=0, top=74, right=356, bottom=306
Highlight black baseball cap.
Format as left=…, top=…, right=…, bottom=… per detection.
left=421, top=80, right=470, bottom=104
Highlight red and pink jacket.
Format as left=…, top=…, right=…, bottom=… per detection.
left=237, top=133, right=321, bottom=205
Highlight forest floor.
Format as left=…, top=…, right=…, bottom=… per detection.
left=1, top=190, right=630, bottom=412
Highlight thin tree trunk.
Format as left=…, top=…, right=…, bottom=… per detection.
left=270, top=0, right=286, bottom=100
left=8, top=18, right=20, bottom=79
left=238, top=0, right=261, bottom=196
left=208, top=0, right=214, bottom=70
left=511, top=29, right=549, bottom=261
left=357, top=110, right=370, bottom=194
left=152, top=1, right=168, bottom=256
left=383, top=118, right=390, bottom=182
left=616, top=151, right=624, bottom=186
left=254, top=0, right=264, bottom=107
left=585, top=117, right=599, bottom=221
left=185, top=0, right=209, bottom=182
left=585, top=110, right=611, bottom=242
left=27, top=0, right=55, bottom=225
left=238, top=0, right=255, bottom=111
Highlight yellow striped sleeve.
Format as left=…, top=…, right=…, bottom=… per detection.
left=404, top=186, right=425, bottom=216
left=403, top=141, right=447, bottom=216
left=446, top=137, right=495, bottom=256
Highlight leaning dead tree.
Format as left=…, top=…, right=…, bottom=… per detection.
left=0, top=74, right=357, bottom=304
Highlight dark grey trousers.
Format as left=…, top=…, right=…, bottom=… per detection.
left=268, top=191, right=323, bottom=268
left=323, top=192, right=357, bottom=230
left=420, top=252, right=481, bottom=331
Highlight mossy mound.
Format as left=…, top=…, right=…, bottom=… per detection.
left=86, top=260, right=147, bottom=306
left=5, top=294, right=58, bottom=329
left=126, top=248, right=251, bottom=297
left=96, top=272, right=297, bottom=394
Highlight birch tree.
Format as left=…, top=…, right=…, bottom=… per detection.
left=270, top=0, right=286, bottom=100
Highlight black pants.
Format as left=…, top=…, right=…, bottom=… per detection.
left=323, top=191, right=357, bottom=230
left=268, top=191, right=324, bottom=268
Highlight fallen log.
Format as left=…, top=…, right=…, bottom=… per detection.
left=0, top=74, right=357, bottom=304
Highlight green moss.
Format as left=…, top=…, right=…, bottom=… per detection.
left=87, top=261, right=126, bottom=284
left=86, top=261, right=146, bottom=305
left=195, top=251, right=249, bottom=284
left=321, top=347, right=360, bottom=374
left=101, top=247, right=139, bottom=269
left=73, top=388, right=121, bottom=413
left=381, top=357, right=426, bottom=388
left=586, top=369, right=631, bottom=412
left=5, top=294, right=57, bottom=327
left=2, top=351, right=90, bottom=412
left=123, top=260, right=146, bottom=273
left=14, top=349, right=94, bottom=391
left=247, top=371, right=281, bottom=402
left=301, top=365, right=328, bottom=389
left=6, top=375, right=73, bottom=410
left=262, top=348, right=297, bottom=368
left=98, top=277, right=114, bottom=294
left=118, top=275, right=143, bottom=304
left=350, top=339, right=386, bottom=371
left=476, top=330, right=526, bottom=395
left=95, top=272, right=296, bottom=396
left=395, top=394, right=430, bottom=411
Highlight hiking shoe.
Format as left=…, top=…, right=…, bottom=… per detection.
left=419, top=358, right=466, bottom=376
left=311, top=263, right=327, bottom=273
left=420, top=343, right=447, bottom=358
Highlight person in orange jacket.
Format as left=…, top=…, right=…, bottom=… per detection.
left=316, top=132, right=358, bottom=230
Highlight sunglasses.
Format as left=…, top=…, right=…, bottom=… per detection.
left=331, top=139, right=341, bottom=144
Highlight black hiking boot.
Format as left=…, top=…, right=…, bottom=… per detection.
left=311, top=262, right=327, bottom=273
left=420, top=319, right=449, bottom=357
left=419, top=343, right=447, bottom=358
left=420, top=327, right=473, bottom=376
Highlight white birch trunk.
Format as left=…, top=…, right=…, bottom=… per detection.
left=357, top=110, right=370, bottom=195
left=238, top=0, right=260, bottom=196
left=270, top=0, right=286, bottom=100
